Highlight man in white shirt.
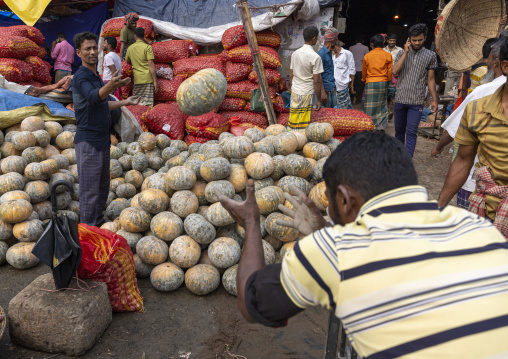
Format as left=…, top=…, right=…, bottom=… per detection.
left=384, top=34, right=403, bottom=61
left=431, top=39, right=504, bottom=209
left=103, top=36, right=123, bottom=99
left=289, top=26, right=324, bottom=131
left=333, top=42, right=356, bottom=109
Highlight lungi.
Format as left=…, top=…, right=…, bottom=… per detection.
left=133, top=82, right=155, bottom=107
left=288, top=92, right=313, bottom=130
left=364, top=81, right=389, bottom=131
left=335, top=88, right=353, bottom=110
left=457, top=188, right=473, bottom=209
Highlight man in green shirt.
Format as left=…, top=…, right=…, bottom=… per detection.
left=119, top=12, right=138, bottom=59
left=125, top=27, right=158, bottom=107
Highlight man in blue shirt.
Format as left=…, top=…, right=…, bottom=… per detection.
left=317, top=27, right=339, bottom=108
left=72, top=32, right=139, bottom=226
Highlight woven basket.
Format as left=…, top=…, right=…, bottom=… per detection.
left=435, top=0, right=505, bottom=72
left=0, top=305, right=6, bottom=341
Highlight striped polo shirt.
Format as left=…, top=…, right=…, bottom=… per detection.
left=281, top=186, right=508, bottom=358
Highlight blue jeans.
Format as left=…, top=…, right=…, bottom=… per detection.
left=394, top=103, right=423, bottom=157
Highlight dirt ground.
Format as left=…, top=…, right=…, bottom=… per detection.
left=0, top=120, right=455, bottom=359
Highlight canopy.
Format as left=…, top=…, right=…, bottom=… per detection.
left=3, top=0, right=51, bottom=26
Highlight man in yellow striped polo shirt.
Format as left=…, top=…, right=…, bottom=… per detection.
left=216, top=132, right=508, bottom=358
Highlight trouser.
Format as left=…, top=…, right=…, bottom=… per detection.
left=353, top=71, right=364, bottom=101
left=75, top=141, right=110, bottom=226
left=394, top=103, right=423, bottom=157
left=55, top=70, right=71, bottom=83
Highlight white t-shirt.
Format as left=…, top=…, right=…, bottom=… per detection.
left=103, top=52, right=122, bottom=82
left=290, top=44, right=324, bottom=96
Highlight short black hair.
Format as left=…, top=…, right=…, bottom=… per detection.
left=134, top=27, right=145, bottom=39
left=73, top=32, right=98, bottom=50
left=482, top=38, right=499, bottom=59
left=57, top=33, right=66, bottom=39
left=322, top=132, right=418, bottom=202
left=356, top=36, right=364, bottom=44
left=370, top=34, right=385, bottom=48
left=498, top=37, right=508, bottom=63
left=408, top=23, right=428, bottom=37
left=303, top=26, right=319, bottom=42
left=104, top=36, right=117, bottom=50
left=386, top=33, right=397, bottom=40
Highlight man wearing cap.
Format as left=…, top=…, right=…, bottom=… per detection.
left=317, top=27, right=338, bottom=108
left=119, top=12, right=139, bottom=59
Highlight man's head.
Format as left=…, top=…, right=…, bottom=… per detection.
left=370, top=34, right=385, bottom=49
left=323, top=26, right=338, bottom=46
left=303, top=26, right=319, bottom=45
left=125, top=12, right=139, bottom=30
left=57, top=33, right=66, bottom=41
left=103, top=36, right=117, bottom=53
left=485, top=39, right=502, bottom=79
left=134, top=27, right=145, bottom=40
left=386, top=33, right=397, bottom=48
left=408, top=23, right=428, bottom=51
left=322, top=132, right=418, bottom=226
left=497, top=37, right=508, bottom=76
left=74, top=32, right=98, bottom=66
left=482, top=38, right=499, bottom=61
left=356, top=36, right=364, bottom=44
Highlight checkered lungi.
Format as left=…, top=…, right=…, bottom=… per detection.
left=75, top=141, right=110, bottom=226
left=457, top=188, right=473, bottom=209
left=364, top=81, right=389, bottom=131
left=288, top=92, right=313, bottom=130
left=335, top=87, right=352, bottom=109
left=133, top=82, right=154, bottom=107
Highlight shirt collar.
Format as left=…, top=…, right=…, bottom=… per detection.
left=484, top=84, right=508, bottom=123
left=80, top=65, right=100, bottom=78
left=135, top=39, right=144, bottom=44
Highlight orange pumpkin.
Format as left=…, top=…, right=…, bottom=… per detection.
left=305, top=122, right=334, bottom=143
left=0, top=173, right=25, bottom=195
left=150, top=262, right=184, bottom=292
left=273, top=132, right=298, bottom=156
left=0, top=199, right=33, bottom=224
left=170, top=190, right=199, bottom=218
left=136, top=235, right=169, bottom=265
left=264, top=124, right=286, bottom=136
left=0, top=156, right=27, bottom=175
left=283, top=154, right=312, bottom=178
left=227, top=163, right=248, bottom=192
left=12, top=131, right=36, bottom=151
left=265, top=212, right=299, bottom=242
left=13, top=219, right=44, bottom=242
left=255, top=186, right=284, bottom=215
left=137, top=188, right=170, bottom=214
left=55, top=131, right=74, bottom=150
left=150, top=211, right=184, bottom=241
left=169, top=235, right=201, bottom=268
left=119, top=207, right=152, bottom=232
left=20, top=116, right=45, bottom=132
left=124, top=170, right=144, bottom=189
left=185, top=264, right=220, bottom=295
left=6, top=242, right=39, bottom=269
left=24, top=180, right=50, bottom=203
left=309, top=181, right=328, bottom=211
left=44, top=121, right=63, bottom=139
left=200, top=157, right=231, bottom=181
left=167, top=166, right=197, bottom=190
left=138, top=132, right=157, bottom=151
left=244, top=152, right=274, bottom=179
left=303, top=142, right=331, bottom=161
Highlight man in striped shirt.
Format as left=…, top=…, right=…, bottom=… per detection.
left=216, top=132, right=508, bottom=358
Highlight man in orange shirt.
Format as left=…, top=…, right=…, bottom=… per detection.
left=362, top=34, right=393, bottom=131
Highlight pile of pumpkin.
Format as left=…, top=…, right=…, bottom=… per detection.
left=0, top=116, right=338, bottom=297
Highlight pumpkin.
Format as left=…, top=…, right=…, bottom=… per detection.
left=309, top=181, right=328, bottom=211
left=72, top=183, right=79, bottom=201
left=0, top=173, right=25, bottom=195
left=265, top=213, right=300, bottom=242
left=132, top=153, right=148, bottom=172
left=223, top=136, right=254, bottom=159
left=62, top=124, right=77, bottom=132
left=201, top=143, right=225, bottom=160
left=124, top=170, right=144, bottom=189
left=44, top=121, right=63, bottom=139
left=170, top=190, right=199, bottom=218
left=133, top=254, right=155, bottom=278
left=169, top=235, right=201, bottom=268
left=305, top=122, right=334, bottom=143
left=116, top=183, right=137, bottom=199
left=156, top=134, right=171, bottom=149
left=49, top=154, right=69, bottom=170
left=100, top=221, right=121, bottom=233
left=255, top=186, right=285, bottom=215
left=106, top=199, right=130, bottom=221
left=244, top=128, right=265, bottom=143
left=264, top=234, right=283, bottom=251
left=219, top=132, right=235, bottom=145
left=167, top=166, right=197, bottom=190
left=253, top=140, right=275, bottom=156
left=142, top=172, right=173, bottom=196
left=24, top=180, right=50, bottom=203
left=61, top=149, right=77, bottom=165
left=4, top=131, right=17, bottom=143
left=130, top=193, right=141, bottom=208
left=13, top=219, right=44, bottom=242
left=147, top=155, right=164, bottom=170
left=273, top=132, right=298, bottom=156
left=150, top=211, right=184, bottom=242
left=55, top=191, right=72, bottom=210
left=227, top=164, right=247, bottom=193
left=20, top=116, right=45, bottom=131
left=110, top=146, right=123, bottom=160
left=0, top=190, right=30, bottom=204
left=117, top=229, right=143, bottom=250
left=190, top=181, right=207, bottom=207
left=48, top=173, right=74, bottom=194
left=119, top=207, right=152, bottom=232
left=216, top=224, right=244, bottom=247
left=0, top=240, right=8, bottom=265
left=325, top=138, right=341, bottom=153
left=270, top=155, right=286, bottom=181
left=110, top=177, right=126, bottom=192
left=204, top=180, right=235, bottom=204
left=42, top=159, right=58, bottom=174
left=32, top=130, right=51, bottom=147
left=166, top=152, right=189, bottom=169
left=6, top=242, right=39, bottom=269
left=176, top=68, right=227, bottom=116
left=24, top=162, right=52, bottom=181
left=46, top=144, right=62, bottom=158
left=277, top=176, right=312, bottom=196
left=106, top=191, right=116, bottom=207
left=222, top=264, right=238, bottom=296
left=283, top=154, right=312, bottom=178
left=208, top=237, right=241, bottom=268
left=303, top=142, right=332, bottom=161
left=183, top=213, right=216, bottom=244
left=161, top=147, right=180, bottom=162
left=185, top=264, right=221, bottom=295
left=236, top=215, right=267, bottom=239
left=206, top=202, right=235, bottom=227
left=0, top=142, right=21, bottom=157
left=136, top=235, right=169, bottom=265
left=1, top=156, right=27, bottom=174
left=244, top=152, right=274, bottom=179
left=55, top=131, right=74, bottom=150
left=264, top=124, right=286, bottom=136
left=138, top=188, right=170, bottom=214
left=280, top=241, right=297, bottom=258
left=21, top=146, right=46, bottom=164
left=138, top=132, right=157, bottom=151
left=151, top=262, right=185, bottom=292
left=254, top=177, right=275, bottom=191
left=197, top=206, right=209, bottom=218
left=12, top=131, right=36, bottom=151
left=181, top=158, right=202, bottom=180
left=262, top=239, right=276, bottom=265
left=200, top=157, right=231, bottom=181
left=0, top=219, right=13, bottom=240
left=110, top=134, right=118, bottom=146
left=32, top=201, right=52, bottom=220
left=292, top=131, right=308, bottom=150
left=142, top=168, right=157, bottom=179
left=118, top=155, right=133, bottom=171
left=187, top=143, right=201, bottom=155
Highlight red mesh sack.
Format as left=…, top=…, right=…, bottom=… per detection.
left=102, top=18, right=154, bottom=39
left=273, top=95, right=289, bottom=113
left=120, top=82, right=133, bottom=99
left=226, top=62, right=251, bottom=83
left=185, top=113, right=229, bottom=140
left=0, top=58, right=33, bottom=83
left=114, top=36, right=121, bottom=53
left=186, top=40, right=200, bottom=56
left=126, top=105, right=150, bottom=131
left=0, top=35, right=39, bottom=59
left=155, top=76, right=186, bottom=101
left=77, top=224, right=143, bottom=312
left=185, top=134, right=211, bottom=145
left=229, top=123, right=261, bottom=136
left=173, top=56, right=225, bottom=76
left=23, top=56, right=51, bottom=85
left=121, top=61, right=133, bottom=79
left=226, top=80, right=276, bottom=101
left=219, top=97, right=247, bottom=111
left=199, top=53, right=222, bottom=58
left=311, top=109, right=374, bottom=136
left=220, top=111, right=268, bottom=129
left=35, top=46, right=47, bottom=59
left=256, top=30, right=282, bottom=48
left=152, top=40, right=191, bottom=63
left=277, top=113, right=289, bottom=127
left=19, top=80, right=44, bottom=88
left=142, top=103, right=188, bottom=140
left=222, top=25, right=247, bottom=50
left=3, top=25, right=44, bottom=45
left=248, top=68, right=281, bottom=86
left=227, top=45, right=281, bottom=69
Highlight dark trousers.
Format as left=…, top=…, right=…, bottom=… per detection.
left=353, top=71, right=364, bottom=101
left=394, top=103, right=423, bottom=157
left=75, top=141, right=110, bottom=226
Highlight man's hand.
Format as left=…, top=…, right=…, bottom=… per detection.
left=109, top=70, right=131, bottom=89
left=315, top=100, right=322, bottom=111
left=431, top=99, right=438, bottom=113
left=350, top=82, right=356, bottom=95
left=126, top=96, right=140, bottom=106
left=404, top=38, right=411, bottom=52
left=431, top=144, right=444, bottom=160
left=154, top=81, right=159, bottom=94
left=215, top=179, right=260, bottom=229
left=501, top=15, right=507, bottom=27
left=276, top=185, right=329, bottom=236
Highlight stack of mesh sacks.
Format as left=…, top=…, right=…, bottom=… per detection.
left=0, top=25, right=52, bottom=87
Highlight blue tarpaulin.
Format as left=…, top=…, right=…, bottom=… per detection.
left=0, top=87, right=75, bottom=118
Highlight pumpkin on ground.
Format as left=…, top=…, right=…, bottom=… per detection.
left=184, top=264, right=221, bottom=295
left=273, top=132, right=298, bottom=156
left=222, top=264, right=238, bottom=296
left=207, top=237, right=241, bottom=268
left=150, top=263, right=185, bottom=292
left=309, top=181, right=328, bottom=211
left=200, top=157, right=231, bottom=181
left=223, top=136, right=254, bottom=159
left=24, top=162, right=52, bottom=181
left=0, top=241, right=8, bottom=265
left=277, top=176, right=312, bottom=196
left=255, top=186, right=284, bottom=215
left=227, top=164, right=247, bottom=192
left=6, top=242, right=39, bottom=269
left=124, top=170, right=144, bottom=189
left=133, top=254, right=154, bottom=278
left=142, top=172, right=173, bottom=196
left=150, top=211, right=184, bottom=242
left=21, top=116, right=45, bottom=131
left=184, top=213, right=216, bottom=244
left=55, top=131, right=74, bottom=150
left=1, top=156, right=27, bottom=174
left=44, top=121, right=63, bottom=139
left=204, top=180, right=235, bottom=203
left=119, top=207, right=151, bottom=232
left=12, top=131, right=36, bottom=151
left=136, top=235, right=169, bottom=265
left=100, top=222, right=121, bottom=233
left=0, top=219, right=13, bottom=240
left=283, top=154, right=312, bottom=178
left=170, top=190, right=199, bottom=218
left=137, top=188, right=170, bottom=214
left=169, top=235, right=201, bottom=268
left=303, top=142, right=332, bottom=160
left=292, top=131, right=307, bottom=150
left=206, top=202, right=235, bottom=227
left=0, top=190, right=30, bottom=204
left=116, top=183, right=137, bottom=199
left=264, top=124, right=286, bottom=136
left=24, top=180, right=50, bottom=203
left=117, top=229, right=143, bottom=250
left=262, top=239, right=276, bottom=265
left=265, top=213, right=300, bottom=242
left=305, top=122, right=334, bottom=143
left=0, top=173, right=25, bottom=195
left=106, top=199, right=129, bottom=221
left=167, top=166, right=197, bottom=190
left=138, top=132, right=157, bottom=151
left=244, top=152, right=274, bottom=179
left=13, top=219, right=44, bottom=242
left=0, top=199, right=33, bottom=224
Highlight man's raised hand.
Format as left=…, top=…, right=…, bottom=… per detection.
left=109, top=70, right=131, bottom=89
left=214, top=179, right=260, bottom=229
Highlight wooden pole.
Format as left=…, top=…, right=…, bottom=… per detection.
left=238, top=0, right=277, bottom=125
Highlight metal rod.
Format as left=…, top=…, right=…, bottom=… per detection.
left=247, top=1, right=303, bottom=11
